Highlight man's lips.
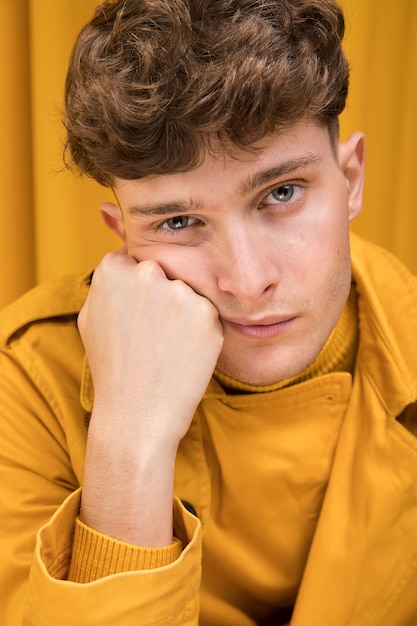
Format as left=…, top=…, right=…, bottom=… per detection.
left=220, top=315, right=296, bottom=339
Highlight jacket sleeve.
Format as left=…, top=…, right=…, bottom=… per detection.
left=0, top=347, right=80, bottom=625
left=0, top=340, right=202, bottom=626
left=25, top=491, right=201, bottom=626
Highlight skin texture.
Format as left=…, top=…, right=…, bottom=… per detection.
left=78, top=119, right=365, bottom=546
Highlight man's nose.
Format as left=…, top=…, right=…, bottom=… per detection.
left=215, top=229, right=278, bottom=304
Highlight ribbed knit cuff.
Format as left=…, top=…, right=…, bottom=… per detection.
left=68, top=519, right=182, bottom=583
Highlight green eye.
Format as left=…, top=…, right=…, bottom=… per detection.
left=271, top=185, right=295, bottom=202
left=165, top=216, right=190, bottom=230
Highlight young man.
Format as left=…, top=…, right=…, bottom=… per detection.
left=1, top=1, right=417, bottom=624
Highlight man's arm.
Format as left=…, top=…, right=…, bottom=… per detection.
left=0, top=252, right=222, bottom=625
left=77, top=251, right=223, bottom=547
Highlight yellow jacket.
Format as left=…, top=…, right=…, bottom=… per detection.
left=1, top=234, right=417, bottom=626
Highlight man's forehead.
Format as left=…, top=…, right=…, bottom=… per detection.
left=113, top=120, right=332, bottom=213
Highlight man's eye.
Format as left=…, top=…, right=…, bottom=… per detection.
left=269, top=184, right=295, bottom=203
left=163, top=215, right=192, bottom=230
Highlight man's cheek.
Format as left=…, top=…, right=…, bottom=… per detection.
left=162, top=261, right=213, bottom=302
left=130, top=249, right=199, bottom=287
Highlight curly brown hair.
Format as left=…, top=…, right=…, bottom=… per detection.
left=64, top=0, right=349, bottom=186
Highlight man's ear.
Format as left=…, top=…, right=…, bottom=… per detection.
left=99, top=202, right=125, bottom=240
left=338, top=131, right=366, bottom=221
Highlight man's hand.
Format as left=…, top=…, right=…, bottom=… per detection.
left=77, top=250, right=223, bottom=547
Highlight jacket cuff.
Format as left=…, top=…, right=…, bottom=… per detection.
left=26, top=489, right=201, bottom=626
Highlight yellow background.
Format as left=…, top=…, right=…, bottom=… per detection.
left=1, top=0, right=416, bottom=307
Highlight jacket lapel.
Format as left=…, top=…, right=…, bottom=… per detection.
left=291, top=235, right=417, bottom=625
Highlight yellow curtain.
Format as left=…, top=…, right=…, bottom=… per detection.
left=341, top=0, right=417, bottom=275
left=0, top=0, right=416, bottom=308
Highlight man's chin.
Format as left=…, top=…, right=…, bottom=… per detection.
left=214, top=341, right=324, bottom=387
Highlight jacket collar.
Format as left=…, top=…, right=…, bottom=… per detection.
left=0, top=271, right=92, bottom=347
left=350, top=232, right=417, bottom=416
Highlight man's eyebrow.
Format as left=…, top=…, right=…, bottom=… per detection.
left=126, top=199, right=203, bottom=217
left=238, top=154, right=322, bottom=196
left=126, top=154, right=322, bottom=216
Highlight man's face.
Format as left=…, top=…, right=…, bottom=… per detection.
left=107, top=119, right=365, bottom=386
